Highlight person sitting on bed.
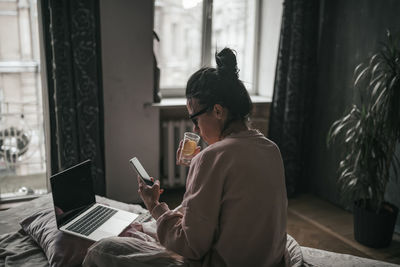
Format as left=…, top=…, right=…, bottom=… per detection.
left=136, top=48, right=289, bottom=267
left=83, top=48, right=288, bottom=267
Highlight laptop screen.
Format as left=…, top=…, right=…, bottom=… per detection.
left=50, top=160, right=96, bottom=228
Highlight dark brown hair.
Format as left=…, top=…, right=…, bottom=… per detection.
left=185, top=48, right=253, bottom=122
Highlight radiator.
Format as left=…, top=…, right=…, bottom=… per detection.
left=161, top=120, right=202, bottom=188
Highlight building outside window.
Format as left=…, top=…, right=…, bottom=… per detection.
left=154, top=0, right=259, bottom=97
left=0, top=0, right=47, bottom=200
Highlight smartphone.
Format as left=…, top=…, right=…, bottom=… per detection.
left=129, top=157, right=154, bottom=186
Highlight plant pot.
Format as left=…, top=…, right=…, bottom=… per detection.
left=353, top=201, right=399, bottom=248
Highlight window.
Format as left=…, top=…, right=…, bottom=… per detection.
left=0, top=0, right=48, bottom=200
left=211, top=0, right=257, bottom=92
left=154, top=0, right=260, bottom=97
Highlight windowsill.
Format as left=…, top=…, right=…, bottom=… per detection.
left=0, top=195, right=39, bottom=210
left=152, top=95, right=271, bottom=108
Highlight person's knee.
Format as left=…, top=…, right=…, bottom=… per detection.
left=91, top=237, right=120, bottom=253
left=82, top=237, right=120, bottom=267
left=83, top=237, right=187, bottom=267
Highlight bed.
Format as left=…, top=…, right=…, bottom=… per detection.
left=0, top=194, right=398, bottom=267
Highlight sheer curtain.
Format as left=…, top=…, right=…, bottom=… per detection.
left=41, top=0, right=105, bottom=195
left=268, top=0, right=319, bottom=197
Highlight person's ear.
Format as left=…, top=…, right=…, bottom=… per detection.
left=213, top=104, right=225, bottom=119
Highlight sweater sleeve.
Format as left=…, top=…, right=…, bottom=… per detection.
left=153, top=152, right=223, bottom=260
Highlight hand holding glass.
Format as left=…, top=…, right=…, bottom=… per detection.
left=177, top=132, right=200, bottom=165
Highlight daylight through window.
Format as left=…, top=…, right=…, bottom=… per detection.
left=0, top=0, right=47, bottom=200
left=154, top=0, right=258, bottom=97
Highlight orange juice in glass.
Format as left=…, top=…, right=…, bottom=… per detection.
left=179, top=132, right=200, bottom=164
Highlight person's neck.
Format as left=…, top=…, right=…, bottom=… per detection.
left=220, top=120, right=248, bottom=139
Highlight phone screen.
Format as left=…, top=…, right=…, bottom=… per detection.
left=129, top=157, right=154, bottom=186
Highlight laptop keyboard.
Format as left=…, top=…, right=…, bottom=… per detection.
left=66, top=205, right=117, bottom=236
left=135, top=212, right=153, bottom=223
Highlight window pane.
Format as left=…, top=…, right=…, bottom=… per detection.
left=0, top=0, right=48, bottom=200
left=212, top=0, right=257, bottom=92
left=154, top=0, right=203, bottom=91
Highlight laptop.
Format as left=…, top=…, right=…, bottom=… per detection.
left=50, top=160, right=147, bottom=241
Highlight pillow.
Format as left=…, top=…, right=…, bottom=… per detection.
left=20, top=207, right=94, bottom=267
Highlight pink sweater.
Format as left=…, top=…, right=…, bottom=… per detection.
left=151, top=130, right=288, bottom=267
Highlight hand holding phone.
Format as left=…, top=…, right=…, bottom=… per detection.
left=129, top=157, right=154, bottom=186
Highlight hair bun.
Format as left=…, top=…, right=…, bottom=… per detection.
left=215, top=48, right=238, bottom=79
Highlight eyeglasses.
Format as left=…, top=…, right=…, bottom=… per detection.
left=189, top=107, right=209, bottom=127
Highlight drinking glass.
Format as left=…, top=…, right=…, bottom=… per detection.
left=179, top=132, right=200, bottom=165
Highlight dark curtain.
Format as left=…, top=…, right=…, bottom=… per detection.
left=41, top=0, right=105, bottom=195
left=268, top=0, right=319, bottom=197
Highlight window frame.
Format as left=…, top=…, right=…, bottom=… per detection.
left=159, top=0, right=262, bottom=98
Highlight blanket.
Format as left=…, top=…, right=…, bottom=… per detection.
left=0, top=231, right=49, bottom=267
left=0, top=195, right=399, bottom=267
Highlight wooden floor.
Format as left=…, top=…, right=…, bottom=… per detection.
left=287, top=194, right=400, bottom=265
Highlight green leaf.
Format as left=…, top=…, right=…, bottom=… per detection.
left=345, top=131, right=356, bottom=143
left=354, top=63, right=364, bottom=76
left=348, top=178, right=358, bottom=187
left=371, top=63, right=383, bottom=81
left=355, top=67, right=369, bottom=87
left=369, top=54, right=379, bottom=66
left=372, top=86, right=388, bottom=111
left=371, top=80, right=382, bottom=98
left=388, top=75, right=398, bottom=89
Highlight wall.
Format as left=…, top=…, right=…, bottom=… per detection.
left=306, top=0, right=400, bottom=231
left=100, top=0, right=159, bottom=203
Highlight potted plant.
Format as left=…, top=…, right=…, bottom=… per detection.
left=327, top=31, right=400, bottom=248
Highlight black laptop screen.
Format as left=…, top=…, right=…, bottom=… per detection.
left=50, top=160, right=96, bottom=227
